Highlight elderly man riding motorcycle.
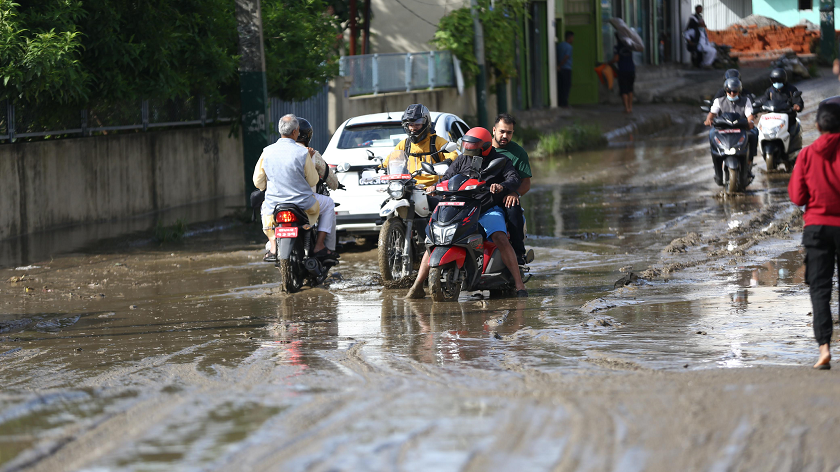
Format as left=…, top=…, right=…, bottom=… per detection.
left=253, top=114, right=338, bottom=262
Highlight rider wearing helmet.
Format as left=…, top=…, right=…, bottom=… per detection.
left=714, top=69, right=753, bottom=101
left=758, top=68, right=804, bottom=141
left=294, top=117, right=340, bottom=259
left=382, top=104, right=459, bottom=188
left=704, top=77, right=757, bottom=186
left=405, top=127, right=528, bottom=298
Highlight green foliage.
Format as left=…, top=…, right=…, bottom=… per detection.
left=262, top=0, right=340, bottom=101
left=154, top=219, right=188, bottom=243
left=536, top=123, right=607, bottom=155
left=1, top=0, right=238, bottom=106
left=515, top=125, right=541, bottom=148
left=431, top=0, right=528, bottom=86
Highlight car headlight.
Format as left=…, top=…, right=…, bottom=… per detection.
left=387, top=182, right=405, bottom=199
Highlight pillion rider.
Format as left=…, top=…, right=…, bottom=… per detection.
left=491, top=113, right=532, bottom=265
left=704, top=78, right=757, bottom=186
left=382, top=103, right=459, bottom=188
left=253, top=114, right=338, bottom=262
left=405, top=127, right=529, bottom=299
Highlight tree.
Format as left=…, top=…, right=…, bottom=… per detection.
left=431, top=0, right=528, bottom=87
left=262, top=0, right=340, bottom=101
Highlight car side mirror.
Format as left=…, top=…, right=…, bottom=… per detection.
left=367, top=150, right=375, bottom=160
left=420, top=162, right=435, bottom=175
left=443, top=142, right=458, bottom=153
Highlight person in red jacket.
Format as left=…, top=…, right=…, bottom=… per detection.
left=788, top=100, right=840, bottom=370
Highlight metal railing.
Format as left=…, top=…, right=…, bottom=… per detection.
left=268, top=85, right=330, bottom=153
left=0, top=96, right=237, bottom=142
left=339, top=51, right=456, bottom=97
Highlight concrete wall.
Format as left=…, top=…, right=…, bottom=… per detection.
left=327, top=76, right=509, bottom=134
left=0, top=126, right=244, bottom=240
left=369, top=0, right=469, bottom=54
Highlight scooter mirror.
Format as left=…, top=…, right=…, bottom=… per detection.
left=443, top=142, right=458, bottom=153
left=420, top=162, right=435, bottom=175
left=367, top=150, right=375, bottom=160
left=700, top=106, right=711, bottom=112
left=481, top=158, right=506, bottom=177
left=336, top=162, right=351, bottom=173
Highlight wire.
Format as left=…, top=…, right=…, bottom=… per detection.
left=394, top=0, right=439, bottom=27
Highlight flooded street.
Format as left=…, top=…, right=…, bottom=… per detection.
left=4, top=80, right=840, bottom=471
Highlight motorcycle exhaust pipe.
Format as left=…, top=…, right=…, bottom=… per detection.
left=304, top=257, right=324, bottom=277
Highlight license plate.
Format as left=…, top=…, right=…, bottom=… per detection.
left=380, top=174, right=411, bottom=181
left=275, top=227, right=298, bottom=238
left=438, top=201, right=466, bottom=206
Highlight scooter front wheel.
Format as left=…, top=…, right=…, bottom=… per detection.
left=429, top=266, right=461, bottom=302
left=764, top=153, right=774, bottom=172
left=378, top=218, right=407, bottom=281
left=726, top=167, right=739, bottom=194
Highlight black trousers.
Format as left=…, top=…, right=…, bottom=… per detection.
left=504, top=204, right=526, bottom=256
left=803, top=225, right=840, bottom=346
left=558, top=69, right=572, bottom=107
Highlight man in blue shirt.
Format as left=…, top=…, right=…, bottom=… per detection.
left=556, top=31, right=574, bottom=107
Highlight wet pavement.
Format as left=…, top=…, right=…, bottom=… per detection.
left=3, top=75, right=840, bottom=470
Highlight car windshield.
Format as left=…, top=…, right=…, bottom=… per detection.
left=338, top=124, right=407, bottom=149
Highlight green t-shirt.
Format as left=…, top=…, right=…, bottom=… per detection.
left=495, top=141, right=532, bottom=179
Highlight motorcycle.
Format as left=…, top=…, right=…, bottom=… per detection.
left=377, top=143, right=457, bottom=281
left=708, top=112, right=753, bottom=194
left=419, top=159, right=532, bottom=303
left=756, top=91, right=802, bottom=173
left=273, top=172, right=344, bottom=293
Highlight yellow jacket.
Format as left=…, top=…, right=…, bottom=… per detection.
left=384, top=134, right=458, bottom=187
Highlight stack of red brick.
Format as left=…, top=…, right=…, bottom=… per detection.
left=707, top=24, right=818, bottom=56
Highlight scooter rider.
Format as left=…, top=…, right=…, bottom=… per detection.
left=491, top=113, right=531, bottom=265
left=405, top=127, right=528, bottom=299
left=383, top=104, right=459, bottom=188
left=704, top=77, right=757, bottom=186
left=758, top=68, right=804, bottom=143
left=295, top=117, right=339, bottom=260
left=714, top=69, right=753, bottom=102
left=253, top=114, right=336, bottom=262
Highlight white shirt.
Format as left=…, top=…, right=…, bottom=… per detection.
left=710, top=96, right=753, bottom=117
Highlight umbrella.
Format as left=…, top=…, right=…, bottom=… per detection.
left=608, top=18, right=644, bottom=52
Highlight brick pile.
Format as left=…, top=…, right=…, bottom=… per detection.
left=707, top=24, right=818, bottom=56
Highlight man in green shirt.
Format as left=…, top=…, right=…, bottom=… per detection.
left=491, top=113, right=531, bottom=264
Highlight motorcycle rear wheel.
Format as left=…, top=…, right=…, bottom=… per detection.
left=726, top=167, right=739, bottom=194
left=278, top=243, right=305, bottom=293
left=429, top=266, right=461, bottom=302
left=378, top=218, right=407, bottom=281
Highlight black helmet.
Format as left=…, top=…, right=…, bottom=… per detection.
left=723, top=77, right=742, bottom=95
left=769, top=68, right=787, bottom=85
left=296, top=118, right=313, bottom=147
left=401, top=104, right=431, bottom=144
left=724, top=69, right=740, bottom=80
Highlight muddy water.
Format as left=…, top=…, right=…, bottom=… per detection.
left=2, top=91, right=839, bottom=469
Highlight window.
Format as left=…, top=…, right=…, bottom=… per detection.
left=799, top=0, right=812, bottom=10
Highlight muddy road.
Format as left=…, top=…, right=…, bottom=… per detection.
left=3, top=76, right=840, bottom=471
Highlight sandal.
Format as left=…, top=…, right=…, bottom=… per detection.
left=263, top=251, right=277, bottom=263
left=516, top=289, right=529, bottom=298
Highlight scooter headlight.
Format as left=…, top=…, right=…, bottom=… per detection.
left=387, top=182, right=405, bottom=199
left=432, top=223, right=458, bottom=245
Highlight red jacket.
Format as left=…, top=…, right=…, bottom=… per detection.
left=789, top=132, right=840, bottom=227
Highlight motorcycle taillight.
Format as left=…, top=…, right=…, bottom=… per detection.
left=275, top=211, right=297, bottom=224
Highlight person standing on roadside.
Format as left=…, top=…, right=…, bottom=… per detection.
left=788, top=100, right=840, bottom=370
left=609, top=33, right=636, bottom=114
left=556, top=31, right=574, bottom=108
left=491, top=113, right=531, bottom=265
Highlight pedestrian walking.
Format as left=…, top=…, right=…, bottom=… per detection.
left=608, top=33, right=636, bottom=114
left=788, top=99, right=840, bottom=370
left=556, top=31, right=574, bottom=108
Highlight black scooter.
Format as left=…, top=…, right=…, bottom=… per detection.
left=708, top=112, right=752, bottom=194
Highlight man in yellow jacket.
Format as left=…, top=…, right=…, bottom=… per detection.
left=383, top=104, right=458, bottom=188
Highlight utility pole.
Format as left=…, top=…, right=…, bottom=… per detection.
left=235, top=0, right=269, bottom=203
left=349, top=0, right=358, bottom=55
left=820, top=0, right=837, bottom=62
left=362, top=0, right=372, bottom=54
left=471, top=0, right=488, bottom=128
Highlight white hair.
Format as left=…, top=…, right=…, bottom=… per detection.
left=278, top=114, right=299, bottom=137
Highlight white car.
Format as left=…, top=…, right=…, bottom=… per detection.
left=323, top=111, right=470, bottom=238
